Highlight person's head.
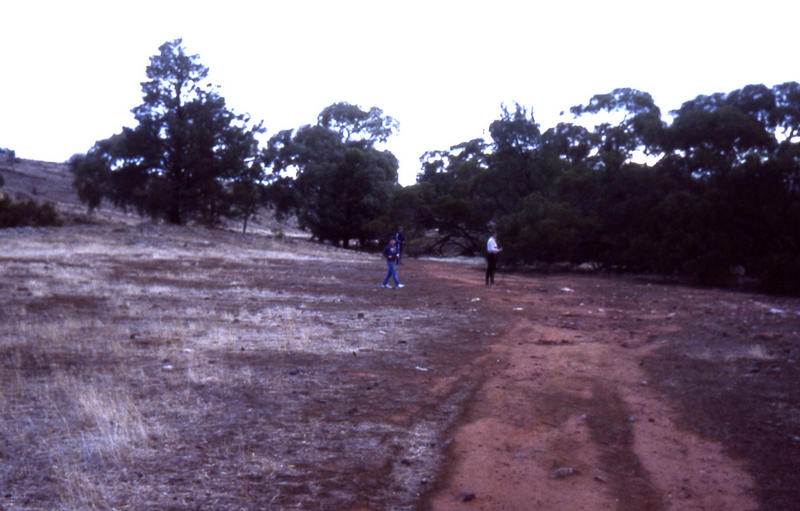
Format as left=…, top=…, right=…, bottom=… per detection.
left=389, top=238, right=396, bottom=245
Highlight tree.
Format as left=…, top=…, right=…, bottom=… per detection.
left=265, top=103, right=399, bottom=247
left=71, top=39, right=264, bottom=225
left=317, top=102, right=399, bottom=143
left=69, top=150, right=110, bottom=213
left=230, top=158, right=267, bottom=234
left=570, top=88, right=666, bottom=170
left=485, top=104, right=546, bottom=215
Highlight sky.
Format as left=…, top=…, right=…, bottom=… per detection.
left=2, top=0, right=798, bottom=185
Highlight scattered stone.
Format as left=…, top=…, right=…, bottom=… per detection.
left=536, top=338, right=570, bottom=345
left=458, top=492, right=476, bottom=502
left=549, top=467, right=580, bottom=479
left=357, top=312, right=365, bottom=319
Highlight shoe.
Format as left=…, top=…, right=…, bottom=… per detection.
left=382, top=284, right=389, bottom=288
left=397, top=283, right=405, bottom=288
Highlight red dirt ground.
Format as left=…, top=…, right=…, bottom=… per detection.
left=414, top=262, right=799, bottom=511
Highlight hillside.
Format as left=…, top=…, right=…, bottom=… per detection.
left=0, top=157, right=300, bottom=234
left=0, top=157, right=140, bottom=224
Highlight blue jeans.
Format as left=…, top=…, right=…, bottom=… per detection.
left=383, top=260, right=399, bottom=286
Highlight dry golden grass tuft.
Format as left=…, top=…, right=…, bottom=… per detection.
left=690, top=343, right=775, bottom=362
left=58, top=373, right=151, bottom=459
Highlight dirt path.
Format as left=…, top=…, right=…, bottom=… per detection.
left=421, top=266, right=757, bottom=511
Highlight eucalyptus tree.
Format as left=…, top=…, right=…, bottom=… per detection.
left=265, top=103, right=399, bottom=247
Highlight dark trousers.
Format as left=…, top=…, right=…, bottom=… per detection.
left=486, top=253, right=498, bottom=284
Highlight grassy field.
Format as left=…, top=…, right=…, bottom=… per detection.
left=1, top=223, right=504, bottom=510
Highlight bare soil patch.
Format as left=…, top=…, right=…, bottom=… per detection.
left=2, top=224, right=799, bottom=510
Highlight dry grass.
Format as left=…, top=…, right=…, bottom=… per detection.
left=690, top=343, right=775, bottom=362
left=0, top=223, right=471, bottom=510
left=59, top=373, right=151, bottom=459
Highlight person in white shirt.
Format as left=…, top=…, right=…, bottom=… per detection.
left=486, top=230, right=502, bottom=285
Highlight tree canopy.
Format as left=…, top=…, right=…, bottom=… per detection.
left=70, top=39, right=264, bottom=227
left=401, top=85, right=800, bottom=293
left=265, top=102, right=399, bottom=247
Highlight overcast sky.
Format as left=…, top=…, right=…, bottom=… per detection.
left=2, top=0, right=797, bottom=185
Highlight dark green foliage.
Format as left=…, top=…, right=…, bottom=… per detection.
left=265, top=103, right=399, bottom=248
left=69, top=149, right=112, bottom=213
left=0, top=195, right=61, bottom=227
left=70, top=40, right=264, bottom=226
left=410, top=84, right=800, bottom=293
left=317, top=102, right=399, bottom=144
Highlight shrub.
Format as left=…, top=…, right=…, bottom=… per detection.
left=0, top=194, right=62, bottom=227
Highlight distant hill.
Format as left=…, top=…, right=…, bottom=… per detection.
left=0, top=158, right=74, bottom=205
left=0, top=156, right=300, bottom=234
left=0, top=157, right=139, bottom=224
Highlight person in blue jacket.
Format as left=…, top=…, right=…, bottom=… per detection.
left=381, top=238, right=405, bottom=288
left=394, top=226, right=406, bottom=265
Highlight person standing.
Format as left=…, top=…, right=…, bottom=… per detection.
left=394, top=226, right=406, bottom=265
left=382, top=238, right=405, bottom=288
left=486, top=230, right=502, bottom=286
